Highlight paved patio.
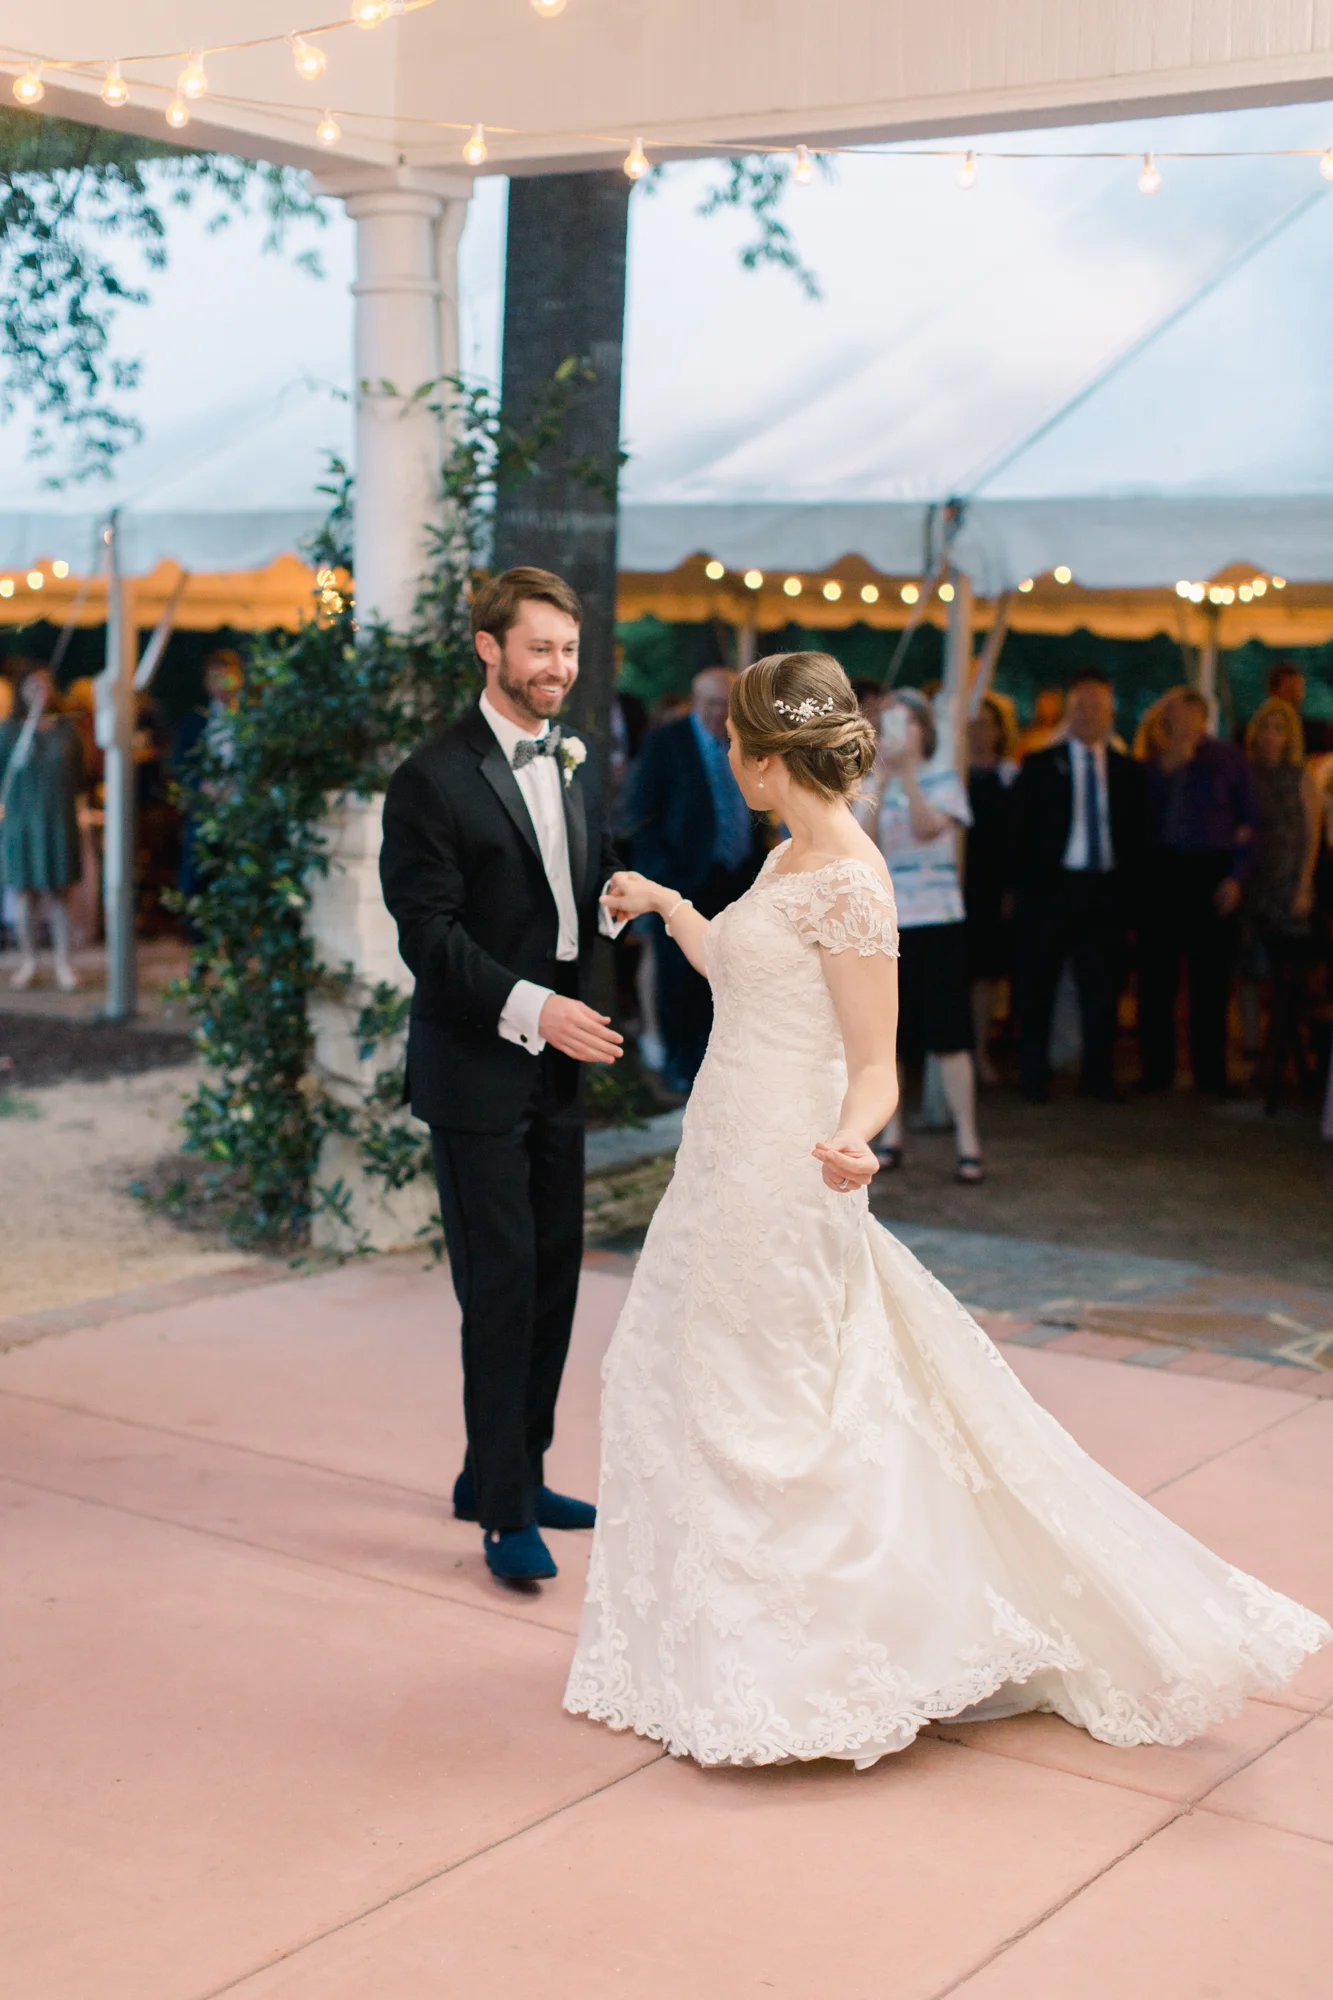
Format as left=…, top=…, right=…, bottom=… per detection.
left=2, top=1251, right=1330, bottom=1999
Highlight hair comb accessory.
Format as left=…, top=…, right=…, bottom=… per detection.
left=774, top=695, right=836, bottom=724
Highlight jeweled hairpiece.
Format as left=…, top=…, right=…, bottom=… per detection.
left=774, top=695, right=836, bottom=724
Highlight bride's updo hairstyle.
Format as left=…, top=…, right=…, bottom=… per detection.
left=728, top=651, right=877, bottom=802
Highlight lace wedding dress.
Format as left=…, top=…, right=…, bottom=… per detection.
left=565, top=848, right=1329, bottom=1767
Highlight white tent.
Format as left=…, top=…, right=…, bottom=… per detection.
left=2, top=102, right=1332, bottom=592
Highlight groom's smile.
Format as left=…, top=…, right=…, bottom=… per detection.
left=476, top=599, right=581, bottom=731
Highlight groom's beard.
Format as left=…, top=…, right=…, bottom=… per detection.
left=497, top=653, right=572, bottom=726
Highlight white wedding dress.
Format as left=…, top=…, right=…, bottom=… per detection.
left=565, top=847, right=1329, bottom=1767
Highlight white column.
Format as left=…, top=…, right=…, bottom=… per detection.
left=312, top=165, right=472, bottom=626
left=304, top=166, right=472, bottom=1251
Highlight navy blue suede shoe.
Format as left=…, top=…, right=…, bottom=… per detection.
left=454, top=1471, right=596, bottom=1532
left=484, top=1524, right=558, bottom=1582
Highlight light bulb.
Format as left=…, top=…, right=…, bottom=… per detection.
left=792, top=144, right=814, bottom=186
left=317, top=110, right=341, bottom=146
left=783, top=576, right=802, bottom=597
left=1238, top=583, right=1253, bottom=602
left=743, top=570, right=763, bottom=590
left=165, top=96, right=190, bottom=130
left=0, top=580, right=12, bottom=598
left=1272, top=575, right=1286, bottom=588
left=1017, top=577, right=1034, bottom=593
left=900, top=583, right=919, bottom=605
left=939, top=580, right=956, bottom=603
left=704, top=560, right=725, bottom=580
left=13, top=67, right=44, bottom=106
left=354, top=2, right=390, bottom=26
left=1207, top=585, right=1223, bottom=604
left=292, top=36, right=327, bottom=81
left=624, top=137, right=649, bottom=181
left=52, top=559, right=69, bottom=578
left=532, top=0, right=568, bottom=15
left=179, top=54, right=208, bottom=101
left=463, top=123, right=488, bottom=165
left=957, top=150, right=977, bottom=190
left=860, top=584, right=880, bottom=603
left=1189, top=584, right=1205, bottom=603
left=1053, top=564, right=1072, bottom=584
left=101, top=63, right=130, bottom=109
left=1251, top=577, right=1267, bottom=596
left=1321, top=150, right=1333, bottom=182
left=1138, top=151, right=1162, bottom=195
left=27, top=570, right=43, bottom=589
left=822, top=580, right=842, bottom=600
left=1175, top=580, right=1191, bottom=598
left=1219, top=586, right=1235, bottom=604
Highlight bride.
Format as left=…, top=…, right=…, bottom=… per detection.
left=565, top=650, right=1328, bottom=1769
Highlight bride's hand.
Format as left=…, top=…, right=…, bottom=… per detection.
left=812, top=1135, right=879, bottom=1193
left=600, top=871, right=668, bottom=923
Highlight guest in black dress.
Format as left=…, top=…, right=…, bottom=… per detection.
left=964, top=694, right=1017, bottom=1084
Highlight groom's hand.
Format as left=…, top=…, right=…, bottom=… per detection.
left=539, top=995, right=624, bottom=1064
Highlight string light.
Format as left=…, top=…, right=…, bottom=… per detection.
left=316, top=109, right=342, bottom=145
left=792, top=144, right=814, bottom=185
left=27, top=570, right=44, bottom=590
left=165, top=96, right=191, bottom=130
left=1138, top=151, right=1162, bottom=195
left=939, top=580, right=956, bottom=603
left=178, top=53, right=208, bottom=100
left=0, top=580, right=12, bottom=598
left=463, top=123, right=488, bottom=165
left=783, top=576, right=802, bottom=596
left=822, top=580, right=841, bottom=600
left=1053, top=564, right=1073, bottom=584
left=860, top=584, right=879, bottom=603
left=1272, top=575, right=1287, bottom=588
left=744, top=570, right=763, bottom=589
left=957, top=150, right=977, bottom=190
left=291, top=35, right=327, bottom=81
left=1018, top=578, right=1035, bottom=592
left=100, top=62, right=129, bottom=108
left=704, top=560, right=725, bottom=580
left=1251, top=576, right=1268, bottom=595
left=353, top=1, right=392, bottom=26
left=623, top=136, right=649, bottom=181
left=532, top=0, right=569, bottom=14
left=52, top=560, right=69, bottom=578
left=12, top=67, right=44, bottom=105
left=900, top=583, right=919, bottom=604
left=1322, top=150, right=1333, bottom=182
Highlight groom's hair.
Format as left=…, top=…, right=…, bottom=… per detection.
left=471, top=566, right=583, bottom=644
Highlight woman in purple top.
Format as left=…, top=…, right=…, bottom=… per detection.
left=1137, top=686, right=1256, bottom=1095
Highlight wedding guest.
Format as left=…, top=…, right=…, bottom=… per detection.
left=1016, top=686, right=1066, bottom=760
left=0, top=664, right=86, bottom=991
left=861, top=687, right=984, bottom=1181
left=1011, top=670, right=1148, bottom=1103
left=1241, top=697, right=1321, bottom=1107
left=624, top=667, right=767, bottom=1092
left=1138, top=685, right=1256, bottom=1095
left=964, top=694, right=1018, bottom=1084
left=174, top=651, right=244, bottom=910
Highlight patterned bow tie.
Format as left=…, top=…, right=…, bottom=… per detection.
left=511, top=727, right=561, bottom=771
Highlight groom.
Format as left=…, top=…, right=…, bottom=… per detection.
left=380, top=566, right=624, bottom=1583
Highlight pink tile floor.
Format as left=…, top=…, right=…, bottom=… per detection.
left=1, top=1254, right=1330, bottom=2000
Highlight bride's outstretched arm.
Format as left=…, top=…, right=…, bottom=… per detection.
left=812, top=950, right=900, bottom=1192
left=600, top=870, right=712, bottom=978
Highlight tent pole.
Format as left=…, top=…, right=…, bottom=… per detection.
left=99, top=513, right=137, bottom=1021
left=1196, top=606, right=1220, bottom=729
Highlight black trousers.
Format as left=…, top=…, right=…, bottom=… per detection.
left=654, top=857, right=759, bottom=1086
left=1016, top=872, right=1126, bottom=1099
left=430, top=1048, right=584, bottom=1533
left=1138, top=850, right=1236, bottom=1094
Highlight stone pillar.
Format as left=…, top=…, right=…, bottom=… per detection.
left=492, top=171, right=631, bottom=754
left=303, top=166, right=471, bottom=1252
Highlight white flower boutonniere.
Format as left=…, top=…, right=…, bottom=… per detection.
left=559, top=734, right=587, bottom=789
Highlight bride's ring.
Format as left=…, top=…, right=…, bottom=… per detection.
left=836, top=1176, right=852, bottom=1190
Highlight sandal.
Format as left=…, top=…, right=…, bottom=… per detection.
left=873, top=1145, right=903, bottom=1171
left=954, top=1156, right=986, bottom=1185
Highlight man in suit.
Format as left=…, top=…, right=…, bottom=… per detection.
left=380, top=567, right=624, bottom=1584
left=625, top=667, right=767, bottom=1091
left=1011, top=669, right=1148, bottom=1102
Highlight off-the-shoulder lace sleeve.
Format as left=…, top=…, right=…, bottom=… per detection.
left=769, top=859, right=900, bottom=958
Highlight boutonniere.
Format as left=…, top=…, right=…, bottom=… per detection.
left=558, top=734, right=586, bottom=789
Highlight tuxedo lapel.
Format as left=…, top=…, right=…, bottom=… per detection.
left=467, top=710, right=544, bottom=869
left=563, top=765, right=588, bottom=897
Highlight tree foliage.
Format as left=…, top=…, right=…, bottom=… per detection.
left=0, top=106, right=322, bottom=480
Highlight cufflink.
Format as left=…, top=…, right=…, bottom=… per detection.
left=520, top=1034, right=529, bottom=1045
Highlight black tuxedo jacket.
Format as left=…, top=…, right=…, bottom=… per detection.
left=625, top=714, right=767, bottom=898
left=1010, top=740, right=1149, bottom=902
left=380, top=706, right=619, bottom=1133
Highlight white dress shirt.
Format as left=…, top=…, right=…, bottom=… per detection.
left=1062, top=738, right=1115, bottom=872
left=480, top=692, right=623, bottom=1056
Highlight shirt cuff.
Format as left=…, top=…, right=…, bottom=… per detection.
left=498, top=979, right=551, bottom=1053
left=598, top=880, right=630, bottom=939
